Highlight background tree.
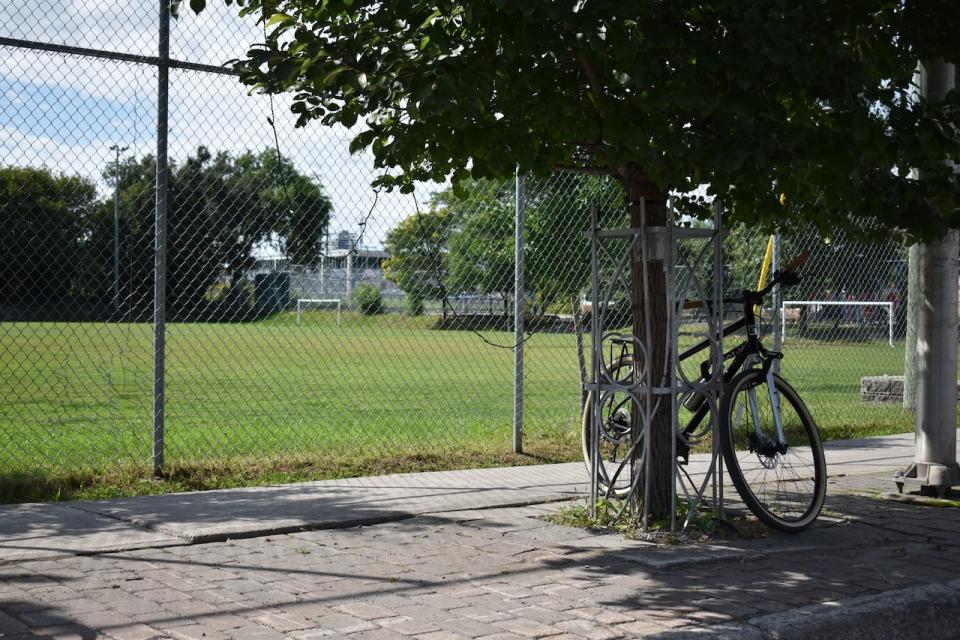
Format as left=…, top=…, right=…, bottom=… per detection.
left=384, top=176, right=625, bottom=318
left=200, top=0, right=960, bottom=518
left=93, top=154, right=158, bottom=319
left=526, top=174, right=626, bottom=313
left=0, top=166, right=97, bottom=318
left=382, top=206, right=455, bottom=318
left=86, top=147, right=332, bottom=320
left=446, top=194, right=515, bottom=315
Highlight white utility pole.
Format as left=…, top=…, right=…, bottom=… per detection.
left=895, top=59, right=960, bottom=496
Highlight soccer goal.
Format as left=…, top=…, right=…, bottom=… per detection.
left=296, top=298, right=342, bottom=327
left=781, top=300, right=894, bottom=347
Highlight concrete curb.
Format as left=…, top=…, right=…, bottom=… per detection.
left=649, top=581, right=960, bottom=640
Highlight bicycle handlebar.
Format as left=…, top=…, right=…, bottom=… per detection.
left=757, top=249, right=809, bottom=296
left=682, top=249, right=809, bottom=310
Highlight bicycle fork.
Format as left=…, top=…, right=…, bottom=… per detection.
left=765, top=368, right=787, bottom=450
left=739, top=366, right=789, bottom=458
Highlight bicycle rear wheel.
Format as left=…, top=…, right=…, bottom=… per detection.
left=719, top=369, right=826, bottom=532
left=581, top=358, right=638, bottom=498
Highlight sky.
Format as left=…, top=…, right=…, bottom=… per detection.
left=0, top=0, right=444, bottom=254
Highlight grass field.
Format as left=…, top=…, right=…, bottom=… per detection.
left=0, top=311, right=924, bottom=502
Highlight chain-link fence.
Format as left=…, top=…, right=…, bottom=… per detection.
left=722, top=225, right=911, bottom=440
left=0, top=6, right=921, bottom=497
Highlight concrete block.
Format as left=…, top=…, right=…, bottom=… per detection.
left=861, top=375, right=960, bottom=404
left=860, top=375, right=905, bottom=403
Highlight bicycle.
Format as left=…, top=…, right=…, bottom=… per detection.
left=582, top=251, right=827, bottom=533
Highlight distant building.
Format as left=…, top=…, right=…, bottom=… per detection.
left=248, top=231, right=402, bottom=307
left=335, top=230, right=357, bottom=250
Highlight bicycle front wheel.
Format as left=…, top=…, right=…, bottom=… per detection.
left=719, top=369, right=826, bottom=532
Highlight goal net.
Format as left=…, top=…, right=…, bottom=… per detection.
left=296, top=298, right=342, bottom=327
left=780, top=300, right=894, bottom=347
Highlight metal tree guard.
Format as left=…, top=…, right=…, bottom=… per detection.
left=586, top=199, right=726, bottom=531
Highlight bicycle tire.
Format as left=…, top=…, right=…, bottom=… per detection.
left=719, top=369, right=826, bottom=533
left=581, top=358, right=637, bottom=498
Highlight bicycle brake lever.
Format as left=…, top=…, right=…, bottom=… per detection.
left=779, top=271, right=801, bottom=287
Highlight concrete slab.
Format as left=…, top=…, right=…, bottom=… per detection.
left=823, top=432, right=922, bottom=474
left=72, top=463, right=587, bottom=543
left=0, top=502, right=184, bottom=564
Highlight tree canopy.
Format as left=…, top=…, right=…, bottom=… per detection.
left=198, top=0, right=959, bottom=239
left=96, top=146, right=332, bottom=320
left=0, top=166, right=97, bottom=315
left=382, top=205, right=455, bottom=312
left=383, top=176, right=625, bottom=317
left=1, top=149, right=330, bottom=321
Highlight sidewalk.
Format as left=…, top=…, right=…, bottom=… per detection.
left=0, top=433, right=927, bottom=563
left=0, top=433, right=958, bottom=639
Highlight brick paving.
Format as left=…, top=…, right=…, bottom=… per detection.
left=1, top=470, right=959, bottom=639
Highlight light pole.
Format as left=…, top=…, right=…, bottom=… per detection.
left=109, top=144, right=128, bottom=316
left=895, top=59, right=960, bottom=497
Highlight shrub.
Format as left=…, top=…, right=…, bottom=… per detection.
left=353, top=283, right=385, bottom=315
left=406, top=294, right=424, bottom=316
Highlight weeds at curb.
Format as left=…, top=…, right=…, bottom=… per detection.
left=542, top=498, right=769, bottom=543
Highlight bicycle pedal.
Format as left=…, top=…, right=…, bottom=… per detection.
left=676, top=441, right=690, bottom=466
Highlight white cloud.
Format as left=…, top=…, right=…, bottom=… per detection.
left=1, top=4, right=447, bottom=248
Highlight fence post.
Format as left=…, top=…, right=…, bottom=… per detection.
left=513, top=168, right=525, bottom=454
left=771, top=234, right=782, bottom=375
left=110, top=143, right=127, bottom=317
left=153, top=0, right=169, bottom=477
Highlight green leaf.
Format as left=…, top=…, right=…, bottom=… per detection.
left=322, top=66, right=351, bottom=87
left=340, top=109, right=358, bottom=128
left=265, top=12, right=293, bottom=27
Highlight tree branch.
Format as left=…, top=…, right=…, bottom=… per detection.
left=572, top=47, right=607, bottom=160
left=572, top=141, right=609, bottom=151
left=553, top=163, right=614, bottom=176
left=574, top=48, right=604, bottom=107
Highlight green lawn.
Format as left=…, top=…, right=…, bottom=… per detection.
left=0, top=311, right=921, bottom=501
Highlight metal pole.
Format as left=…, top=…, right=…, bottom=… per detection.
left=513, top=168, right=525, bottom=454
left=714, top=202, right=725, bottom=520
left=903, top=63, right=924, bottom=413
left=346, top=252, right=353, bottom=303
left=888, top=302, right=894, bottom=349
left=588, top=203, right=600, bottom=516
left=902, top=59, right=960, bottom=494
left=109, top=144, right=128, bottom=318
left=903, top=243, right=921, bottom=411
left=781, top=304, right=787, bottom=346
left=153, top=0, right=169, bottom=477
left=771, top=234, right=782, bottom=375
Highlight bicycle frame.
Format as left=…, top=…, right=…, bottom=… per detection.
left=678, top=286, right=787, bottom=453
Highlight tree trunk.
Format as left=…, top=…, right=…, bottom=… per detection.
left=625, top=174, right=672, bottom=521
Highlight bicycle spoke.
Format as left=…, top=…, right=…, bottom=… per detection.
left=722, top=371, right=825, bottom=531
